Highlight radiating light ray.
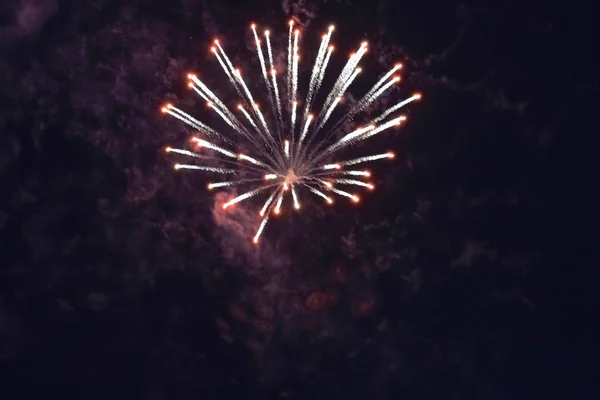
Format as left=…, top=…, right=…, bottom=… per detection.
left=322, top=163, right=342, bottom=170
left=270, top=68, right=283, bottom=125
left=329, top=125, right=375, bottom=149
left=331, top=179, right=373, bottom=189
left=338, top=152, right=395, bottom=166
left=165, top=147, right=203, bottom=159
left=260, top=190, right=278, bottom=216
left=291, top=100, right=297, bottom=134
left=291, top=185, right=300, bottom=209
left=163, top=21, right=420, bottom=243
left=239, top=153, right=267, bottom=167
left=287, top=20, right=294, bottom=110
left=296, top=113, right=314, bottom=153
left=162, top=105, right=227, bottom=142
left=174, top=164, right=236, bottom=174
left=313, top=169, right=371, bottom=177
left=188, top=75, right=243, bottom=127
left=208, top=181, right=241, bottom=189
left=274, top=192, right=284, bottom=214
left=253, top=215, right=269, bottom=243
left=319, top=69, right=401, bottom=145
left=291, top=29, right=299, bottom=112
left=307, top=185, right=333, bottom=204
left=251, top=24, right=269, bottom=82
left=303, top=28, right=333, bottom=121
left=358, top=116, right=405, bottom=142
left=371, top=93, right=421, bottom=124
left=223, top=186, right=272, bottom=209
left=327, top=186, right=359, bottom=202
left=191, top=137, right=237, bottom=158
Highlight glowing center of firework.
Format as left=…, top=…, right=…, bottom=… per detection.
left=284, top=169, right=298, bottom=185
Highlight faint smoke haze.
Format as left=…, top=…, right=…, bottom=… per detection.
left=0, top=0, right=57, bottom=45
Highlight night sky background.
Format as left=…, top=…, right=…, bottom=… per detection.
left=0, top=0, right=590, bottom=399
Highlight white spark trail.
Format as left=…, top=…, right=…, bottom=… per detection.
left=331, top=179, right=373, bottom=189
left=328, top=186, right=359, bottom=202
left=339, top=152, right=394, bottom=166
left=260, top=190, right=278, bottom=216
left=291, top=185, right=300, bottom=209
left=371, top=94, right=421, bottom=124
left=174, top=164, right=236, bottom=174
left=162, top=106, right=226, bottom=141
left=307, top=186, right=333, bottom=203
left=191, top=138, right=237, bottom=158
left=223, top=186, right=272, bottom=209
left=253, top=215, right=269, bottom=243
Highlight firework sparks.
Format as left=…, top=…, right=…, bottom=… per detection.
left=163, top=21, right=421, bottom=243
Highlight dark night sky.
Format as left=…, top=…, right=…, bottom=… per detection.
left=0, top=0, right=590, bottom=399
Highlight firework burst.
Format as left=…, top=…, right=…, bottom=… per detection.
left=162, top=20, right=421, bottom=244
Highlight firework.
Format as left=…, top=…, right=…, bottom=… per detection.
left=162, top=20, right=421, bottom=243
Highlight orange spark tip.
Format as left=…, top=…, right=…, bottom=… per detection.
left=210, top=47, right=216, bottom=53
left=174, top=164, right=181, bottom=170
left=160, top=107, right=168, bottom=113
left=213, top=39, right=219, bottom=45
left=253, top=237, right=259, bottom=244
left=400, top=115, right=407, bottom=120
left=259, top=211, right=264, bottom=216
left=295, top=29, right=299, bottom=35
left=413, top=92, right=422, bottom=99
left=271, top=68, right=276, bottom=74
left=165, top=147, right=172, bottom=152
left=361, top=41, right=368, bottom=46
left=364, top=170, right=371, bottom=177
left=222, top=205, right=228, bottom=210
left=329, top=25, right=335, bottom=31
left=187, top=73, right=195, bottom=79
left=250, top=23, right=256, bottom=29
left=274, top=209, right=280, bottom=215
left=207, top=184, right=213, bottom=190
left=265, top=30, right=270, bottom=35
left=237, top=104, right=243, bottom=109
left=352, top=196, right=360, bottom=203
left=335, top=164, right=341, bottom=169
left=387, top=152, right=395, bottom=159
left=308, top=113, right=314, bottom=119
left=395, top=63, right=403, bottom=69
left=187, top=82, right=193, bottom=87
left=356, top=67, right=362, bottom=72
left=329, top=45, right=334, bottom=51
left=393, top=76, right=401, bottom=82
left=368, top=184, right=375, bottom=190
left=326, top=198, right=333, bottom=205
left=289, top=19, right=294, bottom=26
left=295, top=204, right=300, bottom=210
